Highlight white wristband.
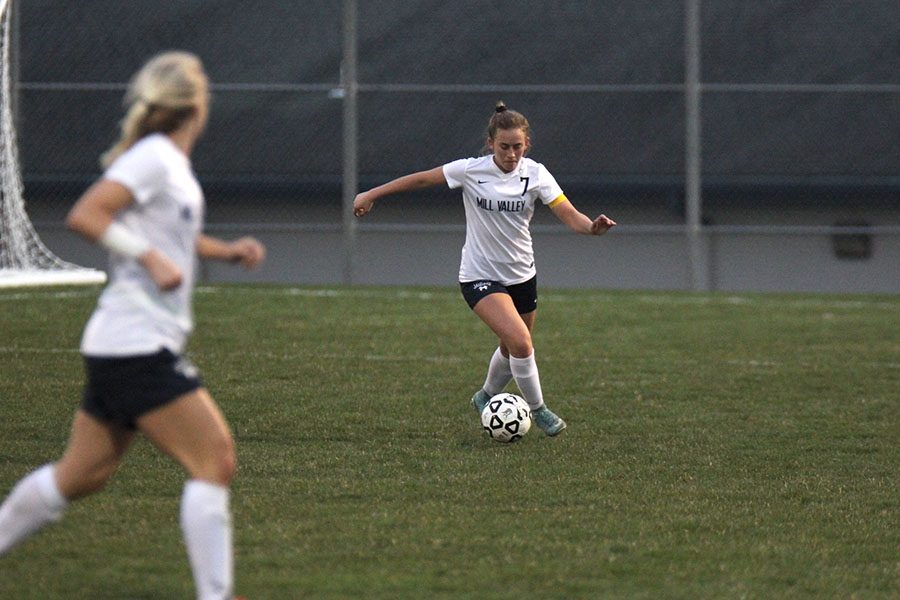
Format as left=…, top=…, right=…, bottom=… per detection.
left=99, top=223, right=151, bottom=259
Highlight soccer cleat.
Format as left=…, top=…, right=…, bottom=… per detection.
left=532, top=406, right=567, bottom=436
left=471, top=389, right=491, bottom=414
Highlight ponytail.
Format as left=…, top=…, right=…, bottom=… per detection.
left=101, top=51, right=207, bottom=167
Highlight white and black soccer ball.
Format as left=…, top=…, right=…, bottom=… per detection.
left=481, top=393, right=532, bottom=443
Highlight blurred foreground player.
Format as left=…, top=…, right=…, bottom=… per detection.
left=0, top=51, right=264, bottom=600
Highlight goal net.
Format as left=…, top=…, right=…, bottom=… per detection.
left=0, top=0, right=105, bottom=287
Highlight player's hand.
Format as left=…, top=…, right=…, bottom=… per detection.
left=140, top=248, right=183, bottom=290
left=590, top=214, right=616, bottom=235
left=229, top=237, right=266, bottom=269
left=353, top=192, right=375, bottom=217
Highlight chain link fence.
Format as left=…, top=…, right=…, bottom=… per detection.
left=13, top=0, right=900, bottom=291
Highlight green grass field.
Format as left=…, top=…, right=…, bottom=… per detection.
left=0, top=284, right=897, bottom=599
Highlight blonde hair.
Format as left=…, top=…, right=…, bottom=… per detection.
left=101, top=51, right=208, bottom=167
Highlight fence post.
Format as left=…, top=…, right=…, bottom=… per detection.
left=684, top=0, right=710, bottom=291
left=341, top=0, right=358, bottom=285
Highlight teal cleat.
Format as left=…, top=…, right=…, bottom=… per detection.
left=532, top=406, right=567, bottom=436
left=471, top=389, right=491, bottom=414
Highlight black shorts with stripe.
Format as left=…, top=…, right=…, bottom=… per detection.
left=81, top=348, right=203, bottom=429
left=460, top=275, right=537, bottom=315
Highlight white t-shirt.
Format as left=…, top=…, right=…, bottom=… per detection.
left=80, top=133, right=204, bottom=356
left=443, top=155, right=566, bottom=284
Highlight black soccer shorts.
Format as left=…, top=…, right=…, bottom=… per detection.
left=81, top=348, right=203, bottom=429
left=460, top=275, right=537, bottom=315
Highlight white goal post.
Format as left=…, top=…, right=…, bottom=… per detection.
left=0, top=0, right=105, bottom=288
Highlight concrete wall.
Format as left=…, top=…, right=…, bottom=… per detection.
left=31, top=201, right=900, bottom=294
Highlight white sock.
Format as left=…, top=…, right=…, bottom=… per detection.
left=483, top=347, right=512, bottom=396
left=0, top=463, right=68, bottom=555
left=509, top=352, right=545, bottom=411
left=180, top=480, right=233, bottom=600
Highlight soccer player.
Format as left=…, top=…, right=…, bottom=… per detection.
left=353, top=101, right=616, bottom=436
left=0, top=51, right=263, bottom=600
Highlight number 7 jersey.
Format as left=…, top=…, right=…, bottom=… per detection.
left=443, top=155, right=567, bottom=285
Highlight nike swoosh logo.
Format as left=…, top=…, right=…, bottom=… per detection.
left=477, top=179, right=488, bottom=184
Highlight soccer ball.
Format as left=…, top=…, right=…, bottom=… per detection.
left=481, top=393, right=532, bottom=442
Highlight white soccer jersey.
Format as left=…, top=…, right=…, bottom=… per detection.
left=443, top=155, right=566, bottom=284
left=80, top=133, right=204, bottom=356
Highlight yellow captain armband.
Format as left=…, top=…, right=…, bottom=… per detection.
left=548, top=194, right=569, bottom=208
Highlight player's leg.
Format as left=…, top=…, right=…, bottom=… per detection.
left=506, top=308, right=566, bottom=434
left=136, top=388, right=235, bottom=600
left=473, top=292, right=533, bottom=358
left=474, top=294, right=544, bottom=407
left=469, top=292, right=530, bottom=412
left=461, top=282, right=519, bottom=412
left=56, top=410, right=136, bottom=498
left=0, top=410, right=134, bottom=554
left=507, top=278, right=566, bottom=435
left=474, top=345, right=512, bottom=409
left=474, top=296, right=565, bottom=435
left=475, top=308, right=538, bottom=409
left=137, top=388, right=235, bottom=484
left=498, top=308, right=536, bottom=356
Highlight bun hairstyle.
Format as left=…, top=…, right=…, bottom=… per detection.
left=101, top=51, right=209, bottom=167
left=486, top=100, right=531, bottom=145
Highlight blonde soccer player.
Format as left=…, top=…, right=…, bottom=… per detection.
left=354, top=101, right=616, bottom=436
left=0, top=52, right=263, bottom=600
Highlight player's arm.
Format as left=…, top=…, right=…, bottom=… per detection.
left=353, top=166, right=446, bottom=217
left=196, top=234, right=266, bottom=269
left=549, top=196, right=616, bottom=235
left=66, top=179, right=183, bottom=289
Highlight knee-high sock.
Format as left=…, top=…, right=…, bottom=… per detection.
left=0, top=463, right=68, bottom=555
left=181, top=480, right=233, bottom=600
left=510, top=352, right=544, bottom=410
left=483, top=346, right=513, bottom=396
